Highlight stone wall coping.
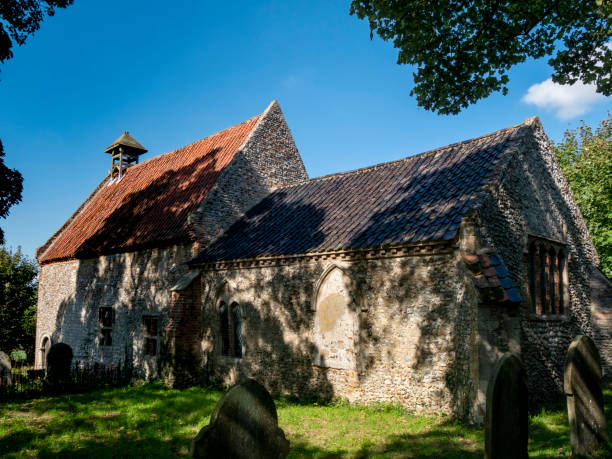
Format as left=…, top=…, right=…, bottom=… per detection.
left=525, top=313, right=571, bottom=323
left=215, top=355, right=245, bottom=367
left=38, top=240, right=194, bottom=267
left=195, top=240, right=457, bottom=271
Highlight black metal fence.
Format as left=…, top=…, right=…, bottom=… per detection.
left=0, top=360, right=132, bottom=401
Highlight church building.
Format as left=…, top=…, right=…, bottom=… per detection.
left=34, top=101, right=610, bottom=422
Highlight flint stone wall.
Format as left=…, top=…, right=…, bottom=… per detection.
left=189, top=101, right=308, bottom=245
left=35, top=102, right=308, bottom=380
left=198, top=249, right=481, bottom=420
left=474, top=119, right=600, bottom=401
left=35, top=243, right=194, bottom=377
left=590, top=267, right=612, bottom=379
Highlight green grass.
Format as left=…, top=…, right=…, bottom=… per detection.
left=0, top=382, right=610, bottom=458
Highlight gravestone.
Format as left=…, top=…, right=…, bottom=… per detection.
left=191, top=378, right=289, bottom=459
left=0, top=351, right=12, bottom=387
left=46, top=343, right=73, bottom=383
left=564, top=335, right=608, bottom=458
left=484, top=352, right=528, bottom=459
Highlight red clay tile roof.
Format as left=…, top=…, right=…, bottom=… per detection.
left=38, top=114, right=262, bottom=264
left=462, top=249, right=522, bottom=304
left=192, top=121, right=529, bottom=264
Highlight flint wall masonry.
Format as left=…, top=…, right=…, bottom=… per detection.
left=474, top=119, right=602, bottom=402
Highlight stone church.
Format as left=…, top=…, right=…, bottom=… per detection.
left=35, top=101, right=610, bottom=421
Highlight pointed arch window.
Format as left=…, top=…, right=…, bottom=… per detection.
left=312, top=266, right=356, bottom=370
left=528, top=236, right=567, bottom=315
left=231, top=303, right=243, bottom=358
left=219, top=301, right=243, bottom=358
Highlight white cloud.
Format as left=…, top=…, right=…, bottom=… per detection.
left=522, top=78, right=608, bottom=120
left=282, top=75, right=302, bottom=89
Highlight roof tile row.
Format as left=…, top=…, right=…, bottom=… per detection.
left=39, top=114, right=261, bottom=264
left=193, top=122, right=526, bottom=263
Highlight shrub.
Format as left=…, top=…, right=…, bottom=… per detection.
left=10, top=350, right=27, bottom=367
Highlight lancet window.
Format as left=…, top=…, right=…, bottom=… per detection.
left=528, top=237, right=567, bottom=315
left=219, top=301, right=243, bottom=358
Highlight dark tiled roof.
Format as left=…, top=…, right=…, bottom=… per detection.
left=39, top=114, right=262, bottom=264
left=462, top=250, right=522, bottom=304
left=192, top=121, right=527, bottom=264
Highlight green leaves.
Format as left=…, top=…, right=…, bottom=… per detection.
left=0, top=1, right=75, bottom=65
left=0, top=246, right=38, bottom=360
left=350, top=0, right=612, bottom=114
left=554, top=114, right=612, bottom=277
left=0, top=140, right=23, bottom=245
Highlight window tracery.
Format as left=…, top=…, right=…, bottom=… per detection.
left=528, top=237, right=567, bottom=315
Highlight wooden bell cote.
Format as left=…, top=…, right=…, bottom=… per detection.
left=104, top=131, right=147, bottom=180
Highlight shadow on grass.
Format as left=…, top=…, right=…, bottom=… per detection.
left=528, top=398, right=571, bottom=458
left=288, top=419, right=482, bottom=459
left=2, top=382, right=612, bottom=458
left=526, top=380, right=612, bottom=458
left=0, top=383, right=222, bottom=458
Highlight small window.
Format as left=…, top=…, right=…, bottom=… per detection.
left=220, top=302, right=230, bottom=356
left=143, top=315, right=159, bottom=356
left=528, top=237, right=567, bottom=315
left=40, top=336, right=51, bottom=369
left=99, top=307, right=114, bottom=346
left=219, top=301, right=243, bottom=358
left=231, top=303, right=243, bottom=358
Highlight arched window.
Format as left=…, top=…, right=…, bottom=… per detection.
left=528, top=236, right=567, bottom=315
left=231, top=303, right=243, bottom=358
left=312, top=266, right=356, bottom=370
left=219, top=302, right=230, bottom=356
left=40, top=336, right=51, bottom=369
left=219, top=301, right=243, bottom=358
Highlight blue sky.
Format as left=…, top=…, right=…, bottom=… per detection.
left=1, top=0, right=610, bottom=260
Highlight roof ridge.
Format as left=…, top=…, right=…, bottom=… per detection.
left=128, top=112, right=263, bottom=171
left=276, top=120, right=527, bottom=190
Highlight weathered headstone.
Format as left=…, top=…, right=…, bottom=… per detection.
left=191, top=378, right=290, bottom=459
left=484, top=352, right=528, bottom=459
left=0, top=351, right=12, bottom=387
left=46, top=343, right=73, bottom=383
left=564, top=335, right=608, bottom=458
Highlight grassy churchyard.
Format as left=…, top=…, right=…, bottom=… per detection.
left=0, top=382, right=610, bottom=458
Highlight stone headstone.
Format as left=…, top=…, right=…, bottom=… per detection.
left=191, top=379, right=289, bottom=459
left=46, top=343, right=73, bottom=383
left=0, top=351, right=12, bottom=387
left=564, top=335, right=608, bottom=457
left=484, top=352, right=528, bottom=459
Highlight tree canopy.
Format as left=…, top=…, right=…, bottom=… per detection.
left=0, top=140, right=22, bottom=245
left=350, top=0, right=612, bottom=114
left=554, top=114, right=612, bottom=278
left=0, top=0, right=74, bottom=66
left=0, top=246, right=38, bottom=360
left=1, top=1, right=74, bottom=243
